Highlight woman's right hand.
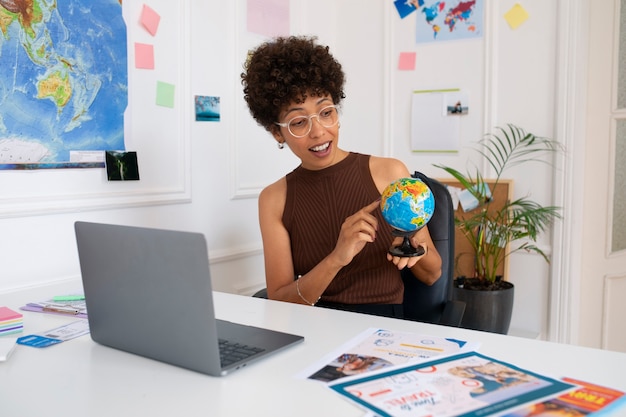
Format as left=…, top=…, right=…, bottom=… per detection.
left=331, top=200, right=381, bottom=267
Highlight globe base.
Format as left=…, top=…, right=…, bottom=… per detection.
left=388, top=234, right=425, bottom=257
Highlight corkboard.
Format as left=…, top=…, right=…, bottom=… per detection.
left=437, top=179, right=513, bottom=279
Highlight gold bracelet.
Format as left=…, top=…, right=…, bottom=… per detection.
left=295, top=276, right=319, bottom=306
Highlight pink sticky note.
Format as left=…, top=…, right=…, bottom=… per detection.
left=398, top=52, right=417, bottom=71
left=135, top=43, right=154, bottom=70
left=247, top=0, right=290, bottom=37
left=141, top=4, right=160, bottom=36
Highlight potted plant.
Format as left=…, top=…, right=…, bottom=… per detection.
left=435, top=124, right=562, bottom=334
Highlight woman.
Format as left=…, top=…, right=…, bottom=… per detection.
left=241, top=36, right=441, bottom=318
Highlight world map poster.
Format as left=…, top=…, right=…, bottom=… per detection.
left=0, top=0, right=127, bottom=169
left=394, top=0, right=483, bottom=43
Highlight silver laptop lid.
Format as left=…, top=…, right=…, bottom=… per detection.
left=75, top=221, right=223, bottom=376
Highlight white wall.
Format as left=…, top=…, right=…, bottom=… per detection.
left=0, top=1, right=563, bottom=340
left=385, top=0, right=559, bottom=337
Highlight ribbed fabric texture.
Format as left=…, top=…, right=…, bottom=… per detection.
left=282, top=153, right=403, bottom=304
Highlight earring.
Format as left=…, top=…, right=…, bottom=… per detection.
left=278, top=142, right=285, bottom=149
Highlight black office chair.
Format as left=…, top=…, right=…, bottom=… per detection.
left=401, top=171, right=465, bottom=327
left=253, top=288, right=268, bottom=298
left=253, top=171, right=465, bottom=327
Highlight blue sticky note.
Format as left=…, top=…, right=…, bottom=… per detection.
left=17, top=335, right=63, bottom=348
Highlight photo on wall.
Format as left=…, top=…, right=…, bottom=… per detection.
left=195, top=95, right=221, bottom=122
left=445, top=90, right=469, bottom=115
left=105, top=151, right=140, bottom=181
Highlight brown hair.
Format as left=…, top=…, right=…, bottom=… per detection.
left=241, top=36, right=346, bottom=132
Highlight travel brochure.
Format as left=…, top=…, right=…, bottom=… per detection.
left=302, top=328, right=625, bottom=417
left=328, top=351, right=575, bottom=417
left=501, top=377, right=626, bottom=417
left=299, top=328, right=480, bottom=383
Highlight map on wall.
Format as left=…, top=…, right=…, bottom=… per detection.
left=395, top=0, right=483, bottom=43
left=0, top=0, right=127, bottom=169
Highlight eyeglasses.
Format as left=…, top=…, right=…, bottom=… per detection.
left=275, top=105, right=339, bottom=138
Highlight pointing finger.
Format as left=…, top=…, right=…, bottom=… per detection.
left=364, top=199, right=381, bottom=213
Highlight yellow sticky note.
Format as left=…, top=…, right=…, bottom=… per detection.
left=156, top=81, right=175, bottom=108
left=504, top=3, right=529, bottom=30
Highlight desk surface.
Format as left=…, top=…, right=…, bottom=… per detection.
left=1, top=280, right=625, bottom=417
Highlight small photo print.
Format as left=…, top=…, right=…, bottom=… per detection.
left=105, top=151, right=140, bottom=181
left=195, top=95, right=220, bottom=122
left=445, top=91, right=470, bottom=115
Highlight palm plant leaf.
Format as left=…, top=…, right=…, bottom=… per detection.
left=478, top=124, right=562, bottom=178
left=435, top=124, right=563, bottom=283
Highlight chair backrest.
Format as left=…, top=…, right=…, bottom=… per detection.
left=401, top=171, right=456, bottom=324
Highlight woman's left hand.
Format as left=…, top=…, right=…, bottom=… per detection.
left=386, top=234, right=427, bottom=270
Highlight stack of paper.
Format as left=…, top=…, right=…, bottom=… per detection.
left=0, top=307, right=23, bottom=336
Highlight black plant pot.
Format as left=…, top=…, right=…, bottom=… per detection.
left=452, top=278, right=514, bottom=334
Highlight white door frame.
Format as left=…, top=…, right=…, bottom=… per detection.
left=549, top=0, right=590, bottom=345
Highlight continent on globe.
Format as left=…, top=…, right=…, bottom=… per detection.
left=380, top=177, right=435, bottom=233
left=380, top=177, right=435, bottom=257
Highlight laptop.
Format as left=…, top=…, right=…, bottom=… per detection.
left=74, top=221, right=304, bottom=376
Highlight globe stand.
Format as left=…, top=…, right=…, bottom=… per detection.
left=388, top=229, right=425, bottom=257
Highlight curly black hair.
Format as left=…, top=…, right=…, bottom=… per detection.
left=241, top=36, right=346, bottom=132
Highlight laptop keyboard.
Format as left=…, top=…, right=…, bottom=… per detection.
left=219, top=338, right=265, bottom=367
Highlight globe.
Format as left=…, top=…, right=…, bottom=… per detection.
left=380, top=177, right=435, bottom=257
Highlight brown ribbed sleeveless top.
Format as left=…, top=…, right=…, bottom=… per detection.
left=282, top=152, right=403, bottom=304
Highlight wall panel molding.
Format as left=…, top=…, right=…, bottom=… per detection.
left=230, top=0, right=300, bottom=200
left=602, top=273, right=626, bottom=351
left=209, top=242, right=263, bottom=264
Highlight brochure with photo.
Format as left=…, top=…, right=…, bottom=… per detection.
left=502, top=377, right=626, bottom=417
left=329, top=351, right=575, bottom=417
left=299, top=328, right=480, bottom=384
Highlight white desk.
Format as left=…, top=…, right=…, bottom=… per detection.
left=1, top=280, right=625, bottom=417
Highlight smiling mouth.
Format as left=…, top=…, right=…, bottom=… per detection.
left=310, top=142, right=330, bottom=152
